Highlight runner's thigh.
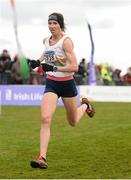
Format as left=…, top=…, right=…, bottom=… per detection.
left=41, top=92, right=58, bottom=118
left=62, top=96, right=78, bottom=121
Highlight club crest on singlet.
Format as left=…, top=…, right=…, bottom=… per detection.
left=44, top=50, right=66, bottom=66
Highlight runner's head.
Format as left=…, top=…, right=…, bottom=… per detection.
left=48, top=12, right=66, bottom=32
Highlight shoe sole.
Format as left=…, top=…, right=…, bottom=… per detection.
left=86, top=103, right=95, bottom=118
left=82, top=98, right=95, bottom=118
left=30, top=161, right=47, bottom=169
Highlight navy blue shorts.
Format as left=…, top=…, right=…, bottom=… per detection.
left=44, top=78, right=78, bottom=98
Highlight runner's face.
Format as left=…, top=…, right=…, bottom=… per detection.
left=48, top=20, right=61, bottom=35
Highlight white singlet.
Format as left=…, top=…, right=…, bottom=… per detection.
left=43, top=35, right=74, bottom=78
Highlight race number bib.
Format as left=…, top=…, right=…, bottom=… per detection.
left=44, top=51, right=56, bottom=63
left=44, top=50, right=66, bottom=66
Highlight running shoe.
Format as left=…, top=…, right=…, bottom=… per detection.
left=81, top=97, right=95, bottom=118
left=30, top=155, right=48, bottom=169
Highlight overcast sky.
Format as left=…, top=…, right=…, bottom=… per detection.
left=1, top=0, right=131, bottom=74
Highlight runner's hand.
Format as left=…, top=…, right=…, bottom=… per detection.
left=27, top=59, right=40, bottom=69
left=41, top=63, right=57, bottom=72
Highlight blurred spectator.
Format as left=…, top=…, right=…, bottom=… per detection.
left=95, top=65, right=103, bottom=85
left=0, top=49, right=11, bottom=62
left=78, top=58, right=87, bottom=77
left=0, top=49, right=12, bottom=84
left=0, top=50, right=131, bottom=86
left=76, top=58, right=87, bottom=85
left=123, top=67, right=131, bottom=85
left=37, top=65, right=46, bottom=84
left=101, top=63, right=112, bottom=85
left=11, top=54, right=23, bottom=84
left=30, top=66, right=43, bottom=85
left=112, top=68, right=123, bottom=85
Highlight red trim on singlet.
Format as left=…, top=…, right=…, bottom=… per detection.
left=46, top=74, right=74, bottom=81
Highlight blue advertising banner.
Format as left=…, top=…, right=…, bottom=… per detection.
left=1, top=85, right=45, bottom=106
left=0, top=85, right=80, bottom=106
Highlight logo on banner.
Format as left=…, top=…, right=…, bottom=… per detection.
left=5, top=89, right=12, bottom=101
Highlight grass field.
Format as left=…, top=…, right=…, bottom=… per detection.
left=0, top=102, right=131, bottom=179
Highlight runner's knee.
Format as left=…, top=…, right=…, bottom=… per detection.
left=41, top=114, right=52, bottom=125
left=68, top=118, right=76, bottom=127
